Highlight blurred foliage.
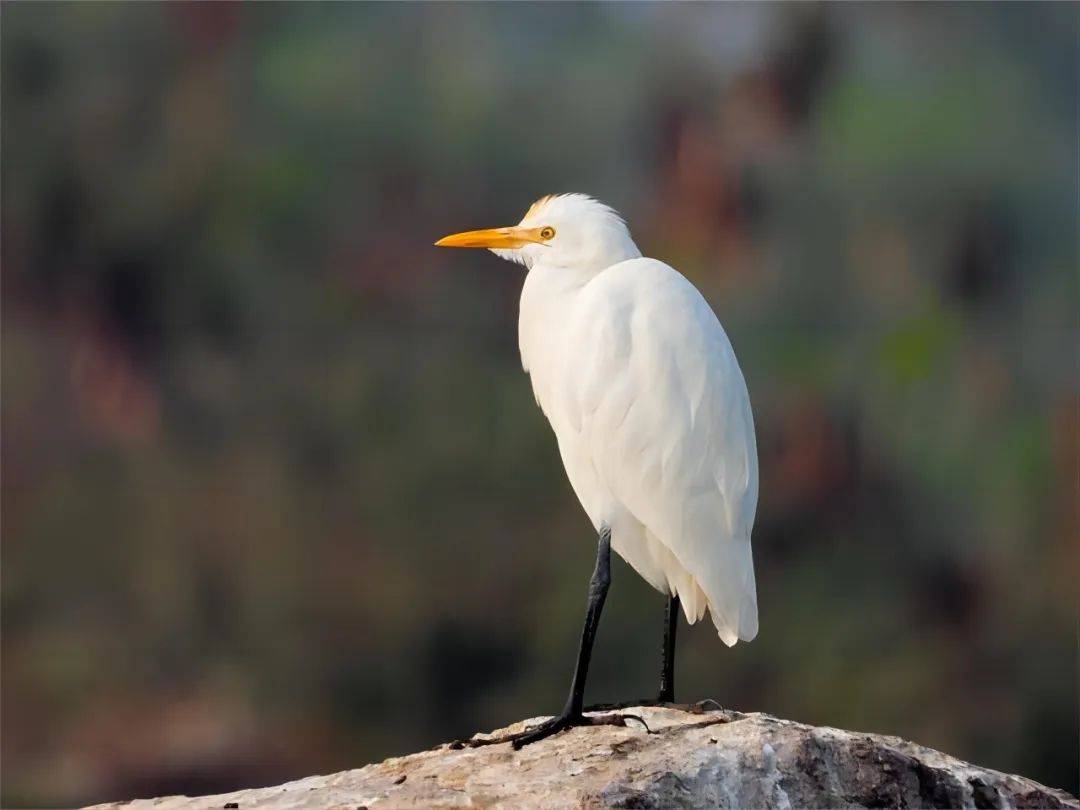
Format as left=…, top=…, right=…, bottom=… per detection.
left=2, top=3, right=1077, bottom=806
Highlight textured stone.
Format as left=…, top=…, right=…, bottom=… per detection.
left=86, top=704, right=1078, bottom=809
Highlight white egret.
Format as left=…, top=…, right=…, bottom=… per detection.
left=436, top=194, right=758, bottom=747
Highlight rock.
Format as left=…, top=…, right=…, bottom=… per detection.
left=85, top=704, right=1078, bottom=809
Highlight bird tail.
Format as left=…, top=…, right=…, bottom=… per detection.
left=701, top=529, right=757, bottom=646
left=651, top=527, right=758, bottom=646
left=709, top=547, right=758, bottom=646
left=683, top=541, right=757, bottom=647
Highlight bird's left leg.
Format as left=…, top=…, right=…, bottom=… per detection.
left=510, top=525, right=620, bottom=748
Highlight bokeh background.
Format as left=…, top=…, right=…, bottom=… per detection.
left=2, top=3, right=1077, bottom=806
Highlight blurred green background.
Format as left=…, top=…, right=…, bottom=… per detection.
left=2, top=3, right=1077, bottom=806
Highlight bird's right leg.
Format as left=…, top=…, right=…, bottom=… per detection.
left=657, top=593, right=679, bottom=703
left=583, top=592, right=680, bottom=712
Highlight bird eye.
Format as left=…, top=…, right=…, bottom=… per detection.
left=539, top=226, right=556, bottom=240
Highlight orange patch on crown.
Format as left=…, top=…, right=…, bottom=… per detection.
left=523, top=195, right=555, bottom=221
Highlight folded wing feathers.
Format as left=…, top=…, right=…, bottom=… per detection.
left=583, top=261, right=759, bottom=644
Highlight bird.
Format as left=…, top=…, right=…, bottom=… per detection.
left=435, top=194, right=758, bottom=747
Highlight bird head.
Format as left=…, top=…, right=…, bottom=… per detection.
left=435, top=194, right=641, bottom=273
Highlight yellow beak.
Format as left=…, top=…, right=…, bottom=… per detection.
left=434, top=226, right=545, bottom=249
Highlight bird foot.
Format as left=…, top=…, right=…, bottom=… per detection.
left=510, top=710, right=583, bottom=748
left=583, top=697, right=725, bottom=714
left=512, top=709, right=652, bottom=748
left=583, top=698, right=666, bottom=712
left=690, top=698, right=725, bottom=713
left=449, top=710, right=651, bottom=750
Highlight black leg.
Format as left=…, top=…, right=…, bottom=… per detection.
left=512, top=526, right=612, bottom=748
left=657, top=594, right=679, bottom=703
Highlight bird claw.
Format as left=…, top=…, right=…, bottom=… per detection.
left=449, top=710, right=652, bottom=750
left=590, top=712, right=652, bottom=734
left=582, top=698, right=726, bottom=716
left=510, top=711, right=580, bottom=748
left=583, top=698, right=665, bottom=713
left=511, top=710, right=652, bottom=748
left=690, top=698, right=725, bottom=713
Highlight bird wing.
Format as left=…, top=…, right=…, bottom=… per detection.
left=570, top=258, right=759, bottom=644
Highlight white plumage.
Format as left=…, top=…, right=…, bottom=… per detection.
left=440, top=194, right=758, bottom=646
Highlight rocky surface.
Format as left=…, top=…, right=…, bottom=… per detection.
left=88, top=703, right=1078, bottom=809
